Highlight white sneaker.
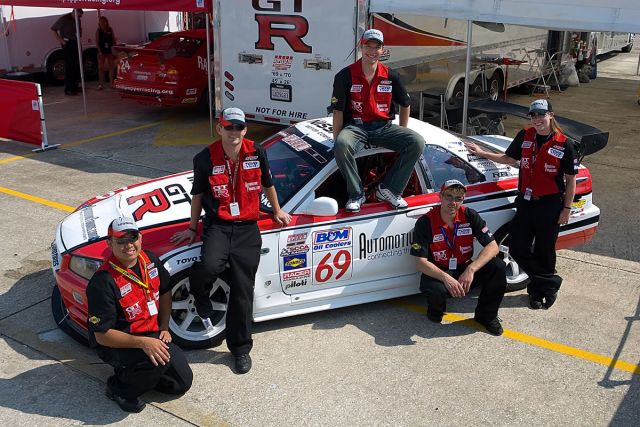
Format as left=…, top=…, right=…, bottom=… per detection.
left=376, top=185, right=408, bottom=209
left=345, top=194, right=366, bottom=212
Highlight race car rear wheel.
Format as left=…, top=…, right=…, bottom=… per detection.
left=494, top=228, right=530, bottom=293
left=168, top=269, right=229, bottom=349
left=51, top=285, right=89, bottom=345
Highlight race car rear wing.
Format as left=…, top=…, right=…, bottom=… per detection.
left=468, top=99, right=609, bottom=158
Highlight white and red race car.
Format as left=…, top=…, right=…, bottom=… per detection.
left=51, top=104, right=606, bottom=349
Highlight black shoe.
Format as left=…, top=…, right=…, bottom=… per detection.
left=106, top=386, right=145, bottom=413
left=543, top=291, right=558, bottom=309
left=529, top=295, right=543, bottom=310
left=194, top=297, right=214, bottom=319
left=64, top=90, right=77, bottom=96
left=474, top=316, right=504, bottom=336
left=426, top=310, right=443, bottom=324
left=234, top=354, right=252, bottom=374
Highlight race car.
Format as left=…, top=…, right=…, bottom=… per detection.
left=51, top=105, right=606, bottom=349
left=113, top=29, right=212, bottom=107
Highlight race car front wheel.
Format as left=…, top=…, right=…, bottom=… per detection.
left=494, top=227, right=530, bottom=293
left=168, top=269, right=229, bottom=349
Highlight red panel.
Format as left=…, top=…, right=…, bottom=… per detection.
left=556, top=226, right=597, bottom=250
left=0, top=79, right=41, bottom=145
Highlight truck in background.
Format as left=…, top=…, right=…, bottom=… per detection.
left=0, top=6, right=182, bottom=82
left=215, top=0, right=567, bottom=126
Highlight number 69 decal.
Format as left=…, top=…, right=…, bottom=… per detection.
left=313, top=249, right=353, bottom=284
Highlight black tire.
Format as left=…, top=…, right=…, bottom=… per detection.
left=494, top=227, right=530, bottom=293
left=198, top=82, right=214, bottom=113
left=421, top=110, right=441, bottom=126
left=168, top=269, right=229, bottom=349
left=46, top=51, right=66, bottom=85
left=487, top=73, right=504, bottom=101
left=470, top=76, right=485, bottom=96
left=452, top=80, right=466, bottom=99
left=621, top=42, right=633, bottom=53
left=51, top=286, right=89, bottom=345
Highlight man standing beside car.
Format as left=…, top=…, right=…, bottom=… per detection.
left=51, top=9, right=83, bottom=96
left=330, top=29, right=425, bottom=212
left=410, top=180, right=507, bottom=335
left=86, top=216, right=193, bottom=413
left=171, top=107, right=291, bottom=374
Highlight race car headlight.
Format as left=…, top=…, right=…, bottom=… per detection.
left=69, top=256, right=102, bottom=280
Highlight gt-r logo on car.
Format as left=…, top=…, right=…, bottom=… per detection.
left=127, top=184, right=191, bottom=221
left=433, top=250, right=448, bottom=261
left=283, top=255, right=307, bottom=270
left=351, top=101, right=363, bottom=113
left=212, top=184, right=229, bottom=198
left=124, top=302, right=143, bottom=320
left=243, top=161, right=260, bottom=170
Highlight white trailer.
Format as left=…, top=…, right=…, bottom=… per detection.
left=0, top=6, right=182, bottom=81
left=215, top=0, right=563, bottom=125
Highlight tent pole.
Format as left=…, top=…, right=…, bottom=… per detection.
left=462, top=20, right=472, bottom=136
left=206, top=14, right=213, bottom=137
left=74, top=10, right=87, bottom=115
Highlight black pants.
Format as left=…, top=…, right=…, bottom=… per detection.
left=63, top=40, right=81, bottom=93
left=189, top=219, right=261, bottom=356
left=100, top=339, right=193, bottom=400
left=420, top=257, right=506, bottom=320
left=510, top=195, right=563, bottom=299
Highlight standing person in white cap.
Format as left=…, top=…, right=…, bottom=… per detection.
left=86, top=216, right=193, bottom=412
left=330, top=28, right=425, bottom=212
left=465, top=99, right=578, bottom=310
left=410, top=180, right=507, bottom=335
left=171, top=107, right=291, bottom=374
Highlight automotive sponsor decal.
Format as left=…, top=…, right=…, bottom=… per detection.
left=212, top=165, right=225, bottom=174
left=287, top=232, right=308, bottom=246
left=380, top=80, right=392, bottom=84
left=186, top=88, right=198, bottom=95
left=377, top=85, right=392, bottom=93
left=283, top=254, right=307, bottom=270
left=72, top=291, right=84, bottom=305
left=280, top=244, right=310, bottom=257
left=147, top=263, right=155, bottom=269
left=119, top=282, right=133, bottom=297
left=212, top=184, right=230, bottom=198
left=51, top=241, right=60, bottom=272
left=481, top=226, right=492, bottom=237
left=197, top=56, right=208, bottom=72
left=467, top=153, right=482, bottom=162
left=284, top=278, right=308, bottom=290
left=548, top=148, right=564, bottom=159
left=282, top=268, right=310, bottom=280
left=377, top=103, right=389, bottom=113
left=492, top=171, right=510, bottom=178
left=283, top=134, right=312, bottom=151
left=552, top=145, right=565, bottom=151
left=460, top=245, right=473, bottom=254
left=176, top=255, right=200, bottom=265
left=572, top=199, right=586, bottom=210
left=459, top=223, right=470, bottom=227
left=433, top=234, right=444, bottom=242
left=79, top=207, right=99, bottom=243
left=273, top=54, right=293, bottom=70
left=124, top=302, right=143, bottom=320
left=457, top=227, right=472, bottom=236
left=126, top=183, right=192, bottom=222
left=350, top=84, right=363, bottom=92
left=359, top=232, right=412, bottom=261
left=181, top=97, right=198, bottom=104
left=521, top=141, right=533, bottom=149
left=245, top=181, right=261, bottom=192
left=117, top=85, right=174, bottom=95
left=243, top=160, right=260, bottom=170
left=313, top=227, right=352, bottom=251
left=433, top=250, right=448, bottom=261
left=89, top=316, right=101, bottom=325
left=246, top=155, right=259, bottom=161
left=544, top=163, right=558, bottom=173
left=154, top=291, right=160, bottom=300
left=148, top=268, right=158, bottom=279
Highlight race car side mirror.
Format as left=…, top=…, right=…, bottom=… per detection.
left=298, top=197, right=339, bottom=217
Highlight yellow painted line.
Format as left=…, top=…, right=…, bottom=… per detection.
left=0, top=121, right=164, bottom=165
left=0, top=186, right=75, bottom=212
left=393, top=299, right=640, bottom=375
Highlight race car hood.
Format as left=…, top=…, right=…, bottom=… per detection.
left=56, top=172, right=194, bottom=253
left=467, top=99, right=609, bottom=157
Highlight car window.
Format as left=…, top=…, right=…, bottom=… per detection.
left=153, top=36, right=202, bottom=57
left=260, top=129, right=332, bottom=211
left=315, top=151, right=424, bottom=208
left=420, top=144, right=485, bottom=189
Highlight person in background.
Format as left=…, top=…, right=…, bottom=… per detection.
left=51, top=9, right=83, bottom=96
left=465, top=99, right=578, bottom=310
left=96, top=16, right=117, bottom=90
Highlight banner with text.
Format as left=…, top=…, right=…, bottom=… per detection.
left=0, top=79, right=41, bottom=146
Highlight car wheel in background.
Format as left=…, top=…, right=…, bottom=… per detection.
left=169, top=269, right=228, bottom=349
left=494, top=227, right=530, bottom=292
left=488, top=73, right=504, bottom=101
left=46, top=52, right=66, bottom=85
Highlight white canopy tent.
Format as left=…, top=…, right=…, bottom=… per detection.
left=371, top=0, right=640, bottom=134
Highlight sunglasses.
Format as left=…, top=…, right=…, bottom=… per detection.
left=223, top=124, right=246, bottom=131
left=529, top=112, right=548, bottom=118
left=113, top=232, right=140, bottom=245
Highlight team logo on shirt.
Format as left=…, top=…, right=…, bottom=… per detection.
left=377, top=103, right=389, bottom=113
left=521, top=141, right=533, bottom=149
left=212, top=165, right=226, bottom=174
left=243, top=160, right=260, bottom=169
left=411, top=243, right=422, bottom=250
left=351, top=101, right=363, bottom=113
left=457, top=227, right=472, bottom=236
left=544, top=163, right=558, bottom=173
left=89, top=316, right=101, bottom=325
left=350, top=84, right=363, bottom=93
left=124, top=302, right=143, bottom=320
left=552, top=145, right=565, bottom=151
left=246, top=155, right=259, bottom=160
left=521, top=158, right=530, bottom=169
left=212, top=184, right=229, bottom=198
left=119, top=282, right=133, bottom=297
left=148, top=268, right=158, bottom=279
left=380, top=80, right=392, bottom=84
left=433, top=250, right=448, bottom=261
left=245, top=181, right=261, bottom=192
left=548, top=148, right=565, bottom=159
left=432, top=234, right=444, bottom=242
left=377, top=85, right=392, bottom=93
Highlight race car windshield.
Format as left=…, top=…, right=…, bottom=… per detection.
left=153, top=36, right=202, bottom=57
left=259, top=128, right=332, bottom=212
